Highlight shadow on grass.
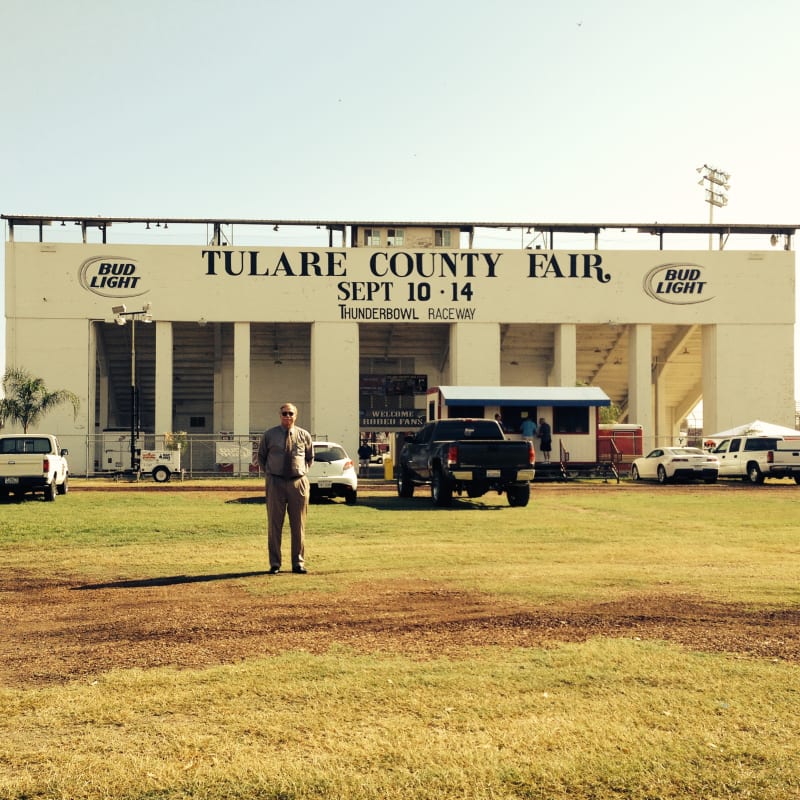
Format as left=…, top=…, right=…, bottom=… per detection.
left=0, top=493, right=53, bottom=504
left=225, top=496, right=359, bottom=506
left=73, top=571, right=269, bottom=590
left=344, top=495, right=508, bottom=511
left=224, top=494, right=508, bottom=511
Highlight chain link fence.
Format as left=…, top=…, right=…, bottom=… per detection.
left=57, top=433, right=265, bottom=478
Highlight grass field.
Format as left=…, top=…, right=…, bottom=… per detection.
left=1, top=481, right=799, bottom=799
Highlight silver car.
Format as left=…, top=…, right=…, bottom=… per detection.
left=631, top=447, right=719, bottom=484
left=308, top=441, right=358, bottom=504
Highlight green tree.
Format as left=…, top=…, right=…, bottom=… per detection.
left=576, top=380, right=622, bottom=424
left=0, top=367, right=80, bottom=433
left=599, top=402, right=623, bottom=424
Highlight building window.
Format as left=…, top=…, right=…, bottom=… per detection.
left=364, top=228, right=381, bottom=246
left=189, top=416, right=206, bottom=428
left=553, top=407, right=590, bottom=434
left=387, top=228, right=404, bottom=247
left=434, top=229, right=452, bottom=247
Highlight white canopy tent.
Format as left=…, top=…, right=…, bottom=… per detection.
left=706, top=419, right=800, bottom=439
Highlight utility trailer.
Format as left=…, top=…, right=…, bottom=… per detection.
left=100, top=432, right=181, bottom=482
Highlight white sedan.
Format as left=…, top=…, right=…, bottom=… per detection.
left=630, top=447, right=719, bottom=484
left=308, top=441, right=358, bottom=504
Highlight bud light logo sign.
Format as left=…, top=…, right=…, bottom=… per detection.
left=643, top=263, right=713, bottom=305
left=79, top=256, right=147, bottom=298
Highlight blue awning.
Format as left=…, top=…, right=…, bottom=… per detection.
left=433, top=385, right=611, bottom=408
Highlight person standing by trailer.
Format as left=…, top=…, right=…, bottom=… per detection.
left=357, top=440, right=373, bottom=477
left=538, top=418, right=552, bottom=463
left=257, top=402, right=314, bottom=574
left=520, top=413, right=537, bottom=443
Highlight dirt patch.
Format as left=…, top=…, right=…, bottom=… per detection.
left=3, top=566, right=799, bottom=688
left=4, top=483, right=798, bottom=687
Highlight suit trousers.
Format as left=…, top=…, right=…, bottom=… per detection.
left=266, top=474, right=308, bottom=569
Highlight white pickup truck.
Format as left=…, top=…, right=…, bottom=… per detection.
left=0, top=433, right=70, bottom=501
left=768, top=440, right=800, bottom=484
left=711, top=435, right=800, bottom=484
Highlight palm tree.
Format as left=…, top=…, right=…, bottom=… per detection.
left=0, top=367, right=80, bottom=433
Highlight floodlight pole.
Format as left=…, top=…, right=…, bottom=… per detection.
left=129, top=316, right=137, bottom=471
left=696, top=164, right=730, bottom=250
left=112, top=303, right=153, bottom=473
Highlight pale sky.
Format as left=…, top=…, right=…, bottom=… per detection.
left=2, top=0, right=798, bottom=397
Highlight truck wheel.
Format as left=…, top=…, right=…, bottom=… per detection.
left=45, top=481, right=57, bottom=502
left=57, top=475, right=69, bottom=495
left=152, top=466, right=171, bottom=483
left=397, top=471, right=414, bottom=498
left=431, top=469, right=453, bottom=507
left=345, top=488, right=357, bottom=505
left=507, top=484, right=530, bottom=507
left=746, top=463, right=764, bottom=485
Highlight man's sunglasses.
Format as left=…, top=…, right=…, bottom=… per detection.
left=281, top=411, right=295, bottom=417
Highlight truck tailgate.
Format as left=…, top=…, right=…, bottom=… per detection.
left=1, top=456, right=45, bottom=478
left=454, top=441, right=530, bottom=468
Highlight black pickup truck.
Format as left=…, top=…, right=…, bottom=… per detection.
left=397, top=418, right=535, bottom=507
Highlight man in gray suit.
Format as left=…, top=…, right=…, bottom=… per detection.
left=257, top=402, right=314, bottom=574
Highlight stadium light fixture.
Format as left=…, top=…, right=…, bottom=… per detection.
left=697, top=164, right=731, bottom=249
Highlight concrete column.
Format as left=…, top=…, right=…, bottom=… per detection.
left=310, top=321, right=360, bottom=459
left=449, top=323, right=501, bottom=385
left=212, top=324, right=224, bottom=433
left=233, top=322, right=251, bottom=436
left=86, top=321, right=100, bottom=475
left=154, top=321, right=173, bottom=437
left=98, top=373, right=109, bottom=431
left=91, top=321, right=109, bottom=432
left=627, top=324, right=654, bottom=451
left=703, top=323, right=796, bottom=434
left=701, top=325, right=719, bottom=436
left=552, top=323, right=577, bottom=386
left=24, top=319, right=94, bottom=473
left=653, top=368, right=675, bottom=447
